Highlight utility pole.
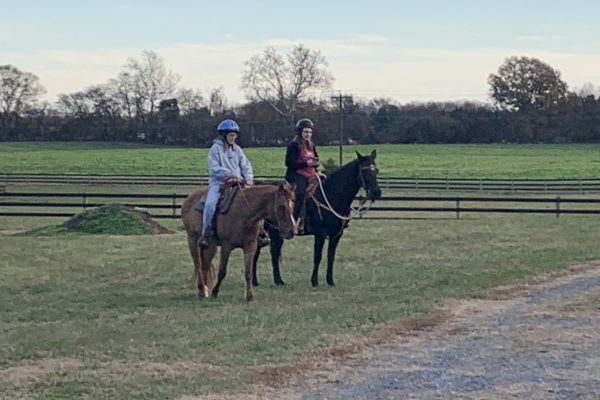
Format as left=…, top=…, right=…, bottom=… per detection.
left=331, top=92, right=353, bottom=166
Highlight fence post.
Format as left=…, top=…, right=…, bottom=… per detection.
left=555, top=196, right=561, bottom=218
left=83, top=192, right=87, bottom=210
left=456, top=197, right=461, bottom=220
left=172, top=193, right=177, bottom=217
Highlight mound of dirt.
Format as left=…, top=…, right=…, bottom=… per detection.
left=63, top=204, right=171, bottom=235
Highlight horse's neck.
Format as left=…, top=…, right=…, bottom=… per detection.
left=322, top=162, right=360, bottom=213
left=236, top=186, right=276, bottom=223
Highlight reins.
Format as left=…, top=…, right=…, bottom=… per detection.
left=312, top=165, right=374, bottom=221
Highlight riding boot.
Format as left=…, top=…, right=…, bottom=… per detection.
left=198, top=229, right=214, bottom=249
left=257, top=230, right=270, bottom=248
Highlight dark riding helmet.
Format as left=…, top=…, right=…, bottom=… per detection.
left=295, top=118, right=314, bottom=135
left=217, top=119, right=240, bottom=135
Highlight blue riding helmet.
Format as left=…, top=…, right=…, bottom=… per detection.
left=217, top=119, right=240, bottom=134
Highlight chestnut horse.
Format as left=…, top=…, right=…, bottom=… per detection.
left=181, top=181, right=296, bottom=302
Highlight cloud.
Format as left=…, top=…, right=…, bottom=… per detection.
left=6, top=40, right=600, bottom=105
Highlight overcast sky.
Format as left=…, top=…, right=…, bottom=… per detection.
left=3, top=0, right=600, bottom=105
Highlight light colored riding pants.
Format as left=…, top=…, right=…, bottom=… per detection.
left=202, top=183, right=221, bottom=235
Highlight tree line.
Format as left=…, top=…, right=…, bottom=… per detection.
left=1, top=48, right=600, bottom=146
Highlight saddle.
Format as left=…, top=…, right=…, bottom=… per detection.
left=194, top=181, right=239, bottom=220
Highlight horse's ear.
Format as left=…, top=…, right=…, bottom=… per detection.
left=371, top=149, right=377, bottom=159
left=355, top=150, right=364, bottom=159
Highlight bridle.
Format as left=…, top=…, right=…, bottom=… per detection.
left=312, top=162, right=377, bottom=221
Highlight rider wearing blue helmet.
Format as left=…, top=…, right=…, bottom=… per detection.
left=199, top=118, right=254, bottom=248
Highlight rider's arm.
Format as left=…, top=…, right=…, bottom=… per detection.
left=238, top=147, right=254, bottom=183
left=207, top=144, right=230, bottom=182
left=285, top=141, right=307, bottom=170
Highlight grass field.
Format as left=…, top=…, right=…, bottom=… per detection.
left=1, top=141, right=600, bottom=178
left=2, top=213, right=600, bottom=399
left=2, top=141, right=600, bottom=398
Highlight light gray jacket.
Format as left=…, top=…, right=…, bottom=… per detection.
left=207, top=138, right=254, bottom=186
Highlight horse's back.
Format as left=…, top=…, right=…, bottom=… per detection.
left=181, top=187, right=208, bottom=232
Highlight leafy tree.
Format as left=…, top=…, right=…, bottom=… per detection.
left=488, top=56, right=568, bottom=111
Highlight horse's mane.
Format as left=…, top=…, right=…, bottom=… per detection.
left=322, top=158, right=359, bottom=186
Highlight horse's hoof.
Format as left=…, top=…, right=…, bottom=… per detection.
left=311, top=280, right=318, bottom=288
left=274, top=280, right=286, bottom=286
left=246, top=293, right=255, bottom=302
left=327, top=281, right=335, bottom=287
left=211, top=290, right=219, bottom=298
left=252, top=280, right=259, bottom=287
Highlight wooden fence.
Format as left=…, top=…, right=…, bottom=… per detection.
left=2, top=173, right=600, bottom=193
left=2, top=192, right=600, bottom=219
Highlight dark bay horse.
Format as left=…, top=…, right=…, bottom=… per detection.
left=181, top=182, right=296, bottom=301
left=254, top=150, right=382, bottom=287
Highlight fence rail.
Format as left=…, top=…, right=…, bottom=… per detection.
left=2, top=173, right=600, bottom=193
left=2, top=192, right=600, bottom=219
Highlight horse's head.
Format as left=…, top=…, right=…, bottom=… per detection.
left=273, top=181, right=296, bottom=239
left=356, top=149, right=382, bottom=201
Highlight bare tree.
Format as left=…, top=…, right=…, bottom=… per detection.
left=207, top=87, right=228, bottom=116
left=241, top=44, right=333, bottom=120
left=0, top=65, right=46, bottom=136
left=117, top=50, right=180, bottom=136
left=176, top=87, right=205, bottom=115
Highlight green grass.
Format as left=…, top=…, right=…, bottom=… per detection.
left=2, top=213, right=600, bottom=398
left=2, top=141, right=600, bottom=178
left=2, top=141, right=600, bottom=398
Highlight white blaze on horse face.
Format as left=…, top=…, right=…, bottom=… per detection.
left=369, top=164, right=376, bottom=171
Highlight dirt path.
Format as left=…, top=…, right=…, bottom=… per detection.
left=200, top=263, right=600, bottom=400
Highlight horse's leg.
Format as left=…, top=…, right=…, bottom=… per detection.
left=187, top=233, right=207, bottom=298
left=243, top=243, right=258, bottom=302
left=252, top=246, right=261, bottom=287
left=211, top=245, right=232, bottom=298
left=198, top=244, right=217, bottom=299
left=310, top=234, right=326, bottom=287
left=326, top=233, right=343, bottom=287
left=270, top=229, right=286, bottom=286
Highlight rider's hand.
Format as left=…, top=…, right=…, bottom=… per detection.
left=228, top=172, right=238, bottom=178
left=245, top=180, right=254, bottom=186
